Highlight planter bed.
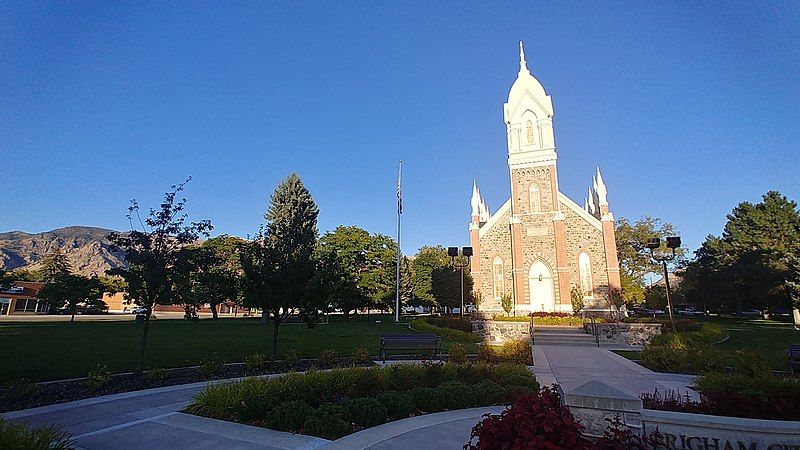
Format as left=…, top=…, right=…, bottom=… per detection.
left=185, top=362, right=538, bottom=440
left=0, top=357, right=373, bottom=413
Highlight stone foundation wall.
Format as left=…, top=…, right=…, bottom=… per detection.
left=472, top=320, right=531, bottom=344
left=583, top=323, right=661, bottom=348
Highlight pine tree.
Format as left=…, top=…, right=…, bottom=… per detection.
left=240, top=173, right=319, bottom=361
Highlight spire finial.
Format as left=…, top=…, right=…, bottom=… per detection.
left=519, top=41, right=529, bottom=75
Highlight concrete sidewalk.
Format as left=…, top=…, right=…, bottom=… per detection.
left=533, top=345, right=697, bottom=399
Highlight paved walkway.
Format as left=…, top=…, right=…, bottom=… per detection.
left=533, top=345, right=697, bottom=399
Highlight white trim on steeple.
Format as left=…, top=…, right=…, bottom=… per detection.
left=558, top=192, right=602, bottom=231
left=595, top=167, right=608, bottom=206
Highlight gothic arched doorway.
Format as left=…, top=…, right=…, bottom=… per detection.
left=529, top=260, right=555, bottom=312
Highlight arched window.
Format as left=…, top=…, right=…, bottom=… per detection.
left=526, top=120, right=535, bottom=144
left=579, top=252, right=593, bottom=297
left=493, top=256, right=504, bottom=300
left=529, top=183, right=541, bottom=213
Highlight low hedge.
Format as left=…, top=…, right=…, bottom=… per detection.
left=623, top=317, right=702, bottom=332
left=644, top=374, right=800, bottom=421
left=410, top=319, right=482, bottom=343
left=426, top=316, right=473, bottom=332
left=187, top=363, right=538, bottom=439
left=490, top=313, right=592, bottom=326
left=640, top=323, right=768, bottom=376
left=478, top=339, right=533, bottom=365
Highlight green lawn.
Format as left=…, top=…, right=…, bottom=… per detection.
left=614, top=317, right=799, bottom=371
left=0, top=316, right=473, bottom=382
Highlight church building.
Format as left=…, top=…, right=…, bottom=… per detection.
left=469, top=42, right=621, bottom=314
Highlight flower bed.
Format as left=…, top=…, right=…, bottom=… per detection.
left=410, top=318, right=482, bottom=343
left=641, top=373, right=800, bottom=421
left=186, top=362, right=538, bottom=439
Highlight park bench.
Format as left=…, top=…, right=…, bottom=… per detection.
left=380, top=334, right=442, bottom=362
left=789, top=344, right=800, bottom=376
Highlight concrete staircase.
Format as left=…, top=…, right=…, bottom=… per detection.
left=532, top=325, right=600, bottom=347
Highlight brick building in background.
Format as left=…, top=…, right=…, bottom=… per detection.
left=0, top=281, right=48, bottom=315
left=469, top=42, right=621, bottom=315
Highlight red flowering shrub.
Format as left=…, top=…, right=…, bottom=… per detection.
left=465, top=386, right=592, bottom=450
left=465, top=387, right=659, bottom=450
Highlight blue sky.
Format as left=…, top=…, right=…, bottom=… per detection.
left=2, top=2, right=798, bottom=255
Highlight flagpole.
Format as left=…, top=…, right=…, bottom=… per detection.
left=395, top=160, right=403, bottom=323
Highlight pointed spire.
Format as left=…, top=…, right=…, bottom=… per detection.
left=595, top=167, right=608, bottom=206
left=479, top=195, right=490, bottom=222
left=471, top=180, right=481, bottom=217
left=586, top=187, right=595, bottom=214
left=518, top=41, right=530, bottom=76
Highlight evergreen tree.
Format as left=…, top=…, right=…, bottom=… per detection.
left=40, top=251, right=73, bottom=282
left=682, top=191, right=800, bottom=312
left=0, top=269, right=13, bottom=292
left=239, top=173, right=318, bottom=361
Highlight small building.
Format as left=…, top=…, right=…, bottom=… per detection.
left=0, top=281, right=49, bottom=315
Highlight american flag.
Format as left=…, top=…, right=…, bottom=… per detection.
left=396, top=160, right=403, bottom=215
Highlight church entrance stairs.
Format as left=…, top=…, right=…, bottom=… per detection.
left=532, top=325, right=600, bottom=347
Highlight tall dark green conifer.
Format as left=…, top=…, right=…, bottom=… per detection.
left=240, top=173, right=319, bottom=361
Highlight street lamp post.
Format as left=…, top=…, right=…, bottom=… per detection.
left=646, top=236, right=681, bottom=333
left=448, top=246, right=473, bottom=318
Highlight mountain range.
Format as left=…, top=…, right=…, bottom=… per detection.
left=0, top=226, right=127, bottom=277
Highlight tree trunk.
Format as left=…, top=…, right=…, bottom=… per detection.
left=260, top=308, right=269, bottom=324
left=211, top=302, right=218, bottom=320
left=137, top=311, right=151, bottom=374
left=270, top=315, right=280, bottom=362
left=344, top=310, right=349, bottom=322
left=70, top=306, right=76, bottom=323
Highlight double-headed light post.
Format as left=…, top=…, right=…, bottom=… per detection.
left=448, top=246, right=473, bottom=318
left=646, top=236, right=681, bottom=333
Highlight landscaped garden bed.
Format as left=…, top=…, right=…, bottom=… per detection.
left=0, top=349, right=374, bottom=413
left=185, top=362, right=538, bottom=439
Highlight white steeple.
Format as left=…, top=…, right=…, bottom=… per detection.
left=595, top=167, right=608, bottom=206
left=471, top=180, right=481, bottom=217
left=518, top=41, right=530, bottom=76
left=504, top=41, right=556, bottom=169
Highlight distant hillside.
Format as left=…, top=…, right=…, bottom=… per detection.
left=0, top=226, right=127, bottom=277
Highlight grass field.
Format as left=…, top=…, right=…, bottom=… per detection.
left=615, top=317, right=799, bottom=371
left=0, top=315, right=474, bottom=382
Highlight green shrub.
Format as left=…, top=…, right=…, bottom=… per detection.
left=410, top=318, right=482, bottom=343
left=84, top=364, right=111, bottom=390
left=0, top=418, right=72, bottom=450
left=695, top=373, right=800, bottom=420
left=687, top=348, right=727, bottom=374
left=283, top=348, right=300, bottom=369
left=342, top=397, right=388, bottom=428
left=319, top=348, right=339, bottom=367
left=186, top=363, right=539, bottom=435
left=731, top=350, right=771, bottom=377
left=448, top=344, right=468, bottom=364
left=144, top=367, right=168, bottom=384
left=352, top=347, right=371, bottom=365
left=245, top=353, right=268, bottom=373
left=478, top=340, right=532, bottom=365
left=268, top=400, right=313, bottom=432
left=4, top=378, right=37, bottom=404
left=303, top=404, right=350, bottom=440
left=409, top=386, right=446, bottom=413
left=377, top=391, right=415, bottom=419
left=426, top=316, right=473, bottom=332
left=437, top=380, right=473, bottom=409
left=472, top=380, right=506, bottom=405
left=200, top=353, right=222, bottom=379
left=641, top=346, right=687, bottom=373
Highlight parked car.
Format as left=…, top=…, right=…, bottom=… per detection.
left=676, top=308, right=705, bottom=316
left=740, top=309, right=764, bottom=318
left=129, top=306, right=148, bottom=315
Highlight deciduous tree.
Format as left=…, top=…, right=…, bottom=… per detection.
left=107, top=178, right=212, bottom=373
left=38, top=274, right=105, bottom=322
